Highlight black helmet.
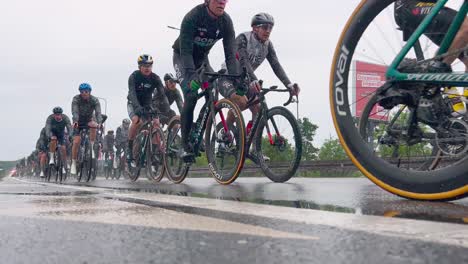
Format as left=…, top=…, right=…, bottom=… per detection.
left=53, top=107, right=63, bottom=114
left=164, top=73, right=177, bottom=82
left=122, top=118, right=130, bottom=125
left=137, top=54, right=153, bottom=66
left=251, top=13, right=275, bottom=27
left=107, top=130, right=114, bottom=134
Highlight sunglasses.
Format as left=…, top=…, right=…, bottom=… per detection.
left=80, top=90, right=90, bottom=94
left=256, top=24, right=274, bottom=31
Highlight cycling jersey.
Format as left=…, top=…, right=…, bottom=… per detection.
left=115, top=126, right=129, bottom=145
left=237, top=31, right=291, bottom=86
left=219, top=31, right=292, bottom=98
left=127, top=70, right=170, bottom=117
left=394, top=0, right=457, bottom=46
left=172, top=3, right=239, bottom=86
left=45, top=114, right=72, bottom=144
left=71, top=94, right=103, bottom=125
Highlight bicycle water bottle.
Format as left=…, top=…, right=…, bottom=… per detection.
left=447, top=87, right=466, bottom=117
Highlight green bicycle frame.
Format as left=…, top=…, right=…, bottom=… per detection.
left=387, top=0, right=468, bottom=86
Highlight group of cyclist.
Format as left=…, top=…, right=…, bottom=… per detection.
left=17, top=0, right=303, bottom=179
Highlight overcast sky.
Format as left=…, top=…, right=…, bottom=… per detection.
left=1, top=0, right=369, bottom=160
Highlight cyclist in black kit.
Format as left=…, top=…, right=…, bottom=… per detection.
left=394, top=0, right=468, bottom=69
left=152, top=73, right=184, bottom=125
left=126, top=54, right=171, bottom=163
left=172, top=0, right=244, bottom=158
left=45, top=107, right=72, bottom=173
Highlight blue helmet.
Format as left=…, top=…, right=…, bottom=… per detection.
left=79, top=83, right=92, bottom=91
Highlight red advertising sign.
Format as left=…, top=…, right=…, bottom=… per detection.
left=353, top=60, right=388, bottom=121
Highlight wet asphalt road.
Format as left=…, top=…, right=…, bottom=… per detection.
left=2, top=176, right=468, bottom=263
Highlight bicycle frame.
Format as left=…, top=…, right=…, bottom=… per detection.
left=387, top=0, right=468, bottom=86
left=244, top=87, right=293, bottom=154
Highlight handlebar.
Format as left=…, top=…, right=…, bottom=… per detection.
left=246, top=81, right=297, bottom=107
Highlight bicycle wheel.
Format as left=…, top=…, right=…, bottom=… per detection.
left=255, top=106, right=302, bottom=182
left=128, top=133, right=145, bottom=182
left=146, top=127, right=165, bottom=182
left=330, top=0, right=468, bottom=200
left=46, top=164, right=55, bottom=183
left=205, top=99, right=246, bottom=185
left=164, top=116, right=189, bottom=183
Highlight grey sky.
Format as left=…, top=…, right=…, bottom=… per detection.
left=0, top=0, right=365, bottom=160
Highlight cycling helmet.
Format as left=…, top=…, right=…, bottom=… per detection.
left=251, top=13, right=275, bottom=27
left=138, top=54, right=153, bottom=66
left=122, top=118, right=131, bottom=125
left=52, top=107, right=63, bottom=114
left=164, top=73, right=177, bottom=82
left=79, top=83, right=92, bottom=91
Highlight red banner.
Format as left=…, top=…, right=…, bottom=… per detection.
left=353, top=61, right=388, bottom=121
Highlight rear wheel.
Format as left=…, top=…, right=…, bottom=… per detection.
left=330, top=0, right=468, bottom=200
left=128, top=132, right=145, bottom=182
left=164, top=116, right=189, bottom=183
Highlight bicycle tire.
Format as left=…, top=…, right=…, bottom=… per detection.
left=205, top=99, right=246, bottom=185
left=330, top=0, right=468, bottom=200
left=255, top=106, right=302, bottom=182
left=146, top=127, right=165, bottom=182
left=164, top=116, right=189, bottom=183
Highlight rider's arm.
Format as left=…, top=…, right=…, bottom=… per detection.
left=179, top=10, right=198, bottom=74
left=236, top=34, right=258, bottom=81
left=93, top=97, right=103, bottom=124
left=45, top=116, right=53, bottom=138
left=267, top=42, right=292, bottom=87
left=128, top=72, right=142, bottom=109
left=222, top=14, right=240, bottom=76
left=153, top=77, right=171, bottom=114
left=71, top=96, right=79, bottom=123
left=64, top=115, right=72, bottom=136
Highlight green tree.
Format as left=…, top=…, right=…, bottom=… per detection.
left=318, top=137, right=349, bottom=160
left=297, top=117, right=319, bottom=161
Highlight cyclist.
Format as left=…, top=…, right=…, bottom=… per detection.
left=70, top=83, right=103, bottom=175
left=115, top=118, right=130, bottom=162
left=35, top=127, right=48, bottom=177
left=394, top=0, right=468, bottom=69
left=153, top=73, right=184, bottom=125
left=126, top=54, right=171, bottom=164
left=45, top=107, right=72, bottom=173
left=103, top=130, right=115, bottom=163
left=172, top=0, right=243, bottom=158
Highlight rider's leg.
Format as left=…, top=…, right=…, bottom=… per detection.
left=71, top=135, right=81, bottom=174
left=442, top=17, right=468, bottom=70
left=39, top=151, right=46, bottom=177
left=181, top=91, right=198, bottom=153
left=49, top=137, right=57, bottom=164
left=127, top=115, right=141, bottom=161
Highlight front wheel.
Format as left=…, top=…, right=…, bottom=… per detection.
left=146, top=127, right=165, bottom=182
left=330, top=0, right=468, bottom=200
left=205, top=99, right=246, bottom=185
left=255, top=107, right=302, bottom=182
left=164, top=116, right=189, bottom=183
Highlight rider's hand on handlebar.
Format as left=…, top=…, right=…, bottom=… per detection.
left=188, top=73, right=201, bottom=92
left=288, top=83, right=300, bottom=96
left=249, top=80, right=261, bottom=94
left=234, top=79, right=248, bottom=96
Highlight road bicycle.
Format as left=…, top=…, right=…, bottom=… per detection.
left=330, top=0, right=468, bottom=200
